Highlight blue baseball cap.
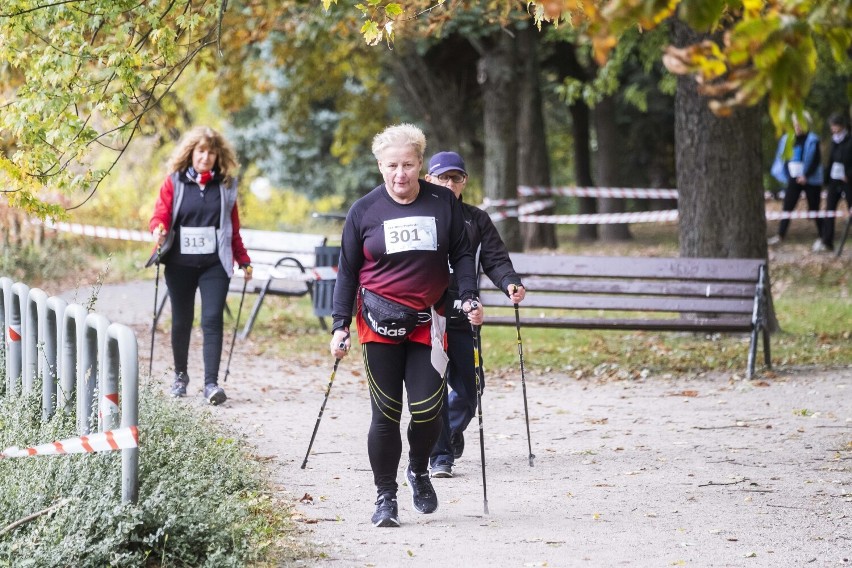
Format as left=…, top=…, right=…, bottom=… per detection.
left=427, top=151, right=467, bottom=176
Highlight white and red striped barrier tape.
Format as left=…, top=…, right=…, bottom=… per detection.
left=481, top=197, right=520, bottom=208
left=488, top=199, right=555, bottom=222
left=513, top=208, right=848, bottom=225
left=31, top=196, right=851, bottom=237
left=38, top=220, right=151, bottom=242
left=518, top=186, right=680, bottom=199
left=0, top=426, right=138, bottom=459
left=765, top=209, right=848, bottom=220
left=519, top=186, right=830, bottom=202
left=519, top=209, right=680, bottom=225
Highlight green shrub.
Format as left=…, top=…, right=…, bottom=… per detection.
left=0, top=384, right=303, bottom=567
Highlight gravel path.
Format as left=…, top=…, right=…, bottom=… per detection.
left=87, top=280, right=851, bottom=567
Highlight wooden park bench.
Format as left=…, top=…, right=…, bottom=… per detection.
left=230, top=229, right=338, bottom=338
left=478, top=254, right=771, bottom=378
left=155, top=229, right=338, bottom=338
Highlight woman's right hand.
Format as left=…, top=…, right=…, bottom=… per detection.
left=152, top=223, right=166, bottom=246
left=330, top=329, right=350, bottom=359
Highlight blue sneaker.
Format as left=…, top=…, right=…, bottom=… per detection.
left=371, top=494, right=400, bottom=528
left=406, top=465, right=438, bottom=514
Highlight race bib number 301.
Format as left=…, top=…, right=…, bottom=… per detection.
left=180, top=226, right=216, bottom=255
left=383, top=216, right=438, bottom=255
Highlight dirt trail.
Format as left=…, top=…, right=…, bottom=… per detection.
left=85, top=280, right=851, bottom=567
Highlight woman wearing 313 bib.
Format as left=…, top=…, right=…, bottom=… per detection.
left=329, top=124, right=482, bottom=527
left=149, top=126, right=251, bottom=406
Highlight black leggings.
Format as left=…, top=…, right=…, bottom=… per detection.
left=823, top=183, right=851, bottom=246
left=164, top=262, right=229, bottom=385
left=778, top=182, right=822, bottom=238
left=362, top=341, right=444, bottom=496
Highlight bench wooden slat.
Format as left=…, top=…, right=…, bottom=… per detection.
left=485, top=315, right=752, bottom=332
left=475, top=253, right=771, bottom=378
left=479, top=276, right=755, bottom=298
left=240, top=229, right=326, bottom=253
left=248, top=250, right=315, bottom=268
left=479, top=292, right=753, bottom=314
left=508, top=254, right=764, bottom=282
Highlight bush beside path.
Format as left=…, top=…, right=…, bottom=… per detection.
left=97, top=280, right=850, bottom=567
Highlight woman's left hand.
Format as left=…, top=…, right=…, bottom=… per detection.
left=463, top=299, right=484, bottom=326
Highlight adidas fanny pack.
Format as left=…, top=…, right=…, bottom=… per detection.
left=360, top=287, right=432, bottom=341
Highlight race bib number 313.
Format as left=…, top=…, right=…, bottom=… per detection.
left=383, top=216, right=438, bottom=255
left=180, top=226, right=216, bottom=255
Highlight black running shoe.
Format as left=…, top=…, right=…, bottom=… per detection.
left=406, top=465, right=438, bottom=514
left=371, top=494, right=400, bottom=528
left=450, top=430, right=465, bottom=460
left=204, top=383, right=227, bottom=406
left=171, top=372, right=188, bottom=397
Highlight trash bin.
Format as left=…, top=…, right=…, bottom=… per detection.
left=312, top=246, right=340, bottom=324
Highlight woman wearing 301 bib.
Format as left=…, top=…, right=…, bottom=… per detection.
left=149, top=126, right=251, bottom=406
left=329, top=124, right=482, bottom=527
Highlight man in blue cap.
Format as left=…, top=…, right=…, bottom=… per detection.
left=425, top=151, right=526, bottom=478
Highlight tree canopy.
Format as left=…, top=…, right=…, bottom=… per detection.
left=331, top=0, right=851, bottom=129
left=1, top=0, right=849, bottom=218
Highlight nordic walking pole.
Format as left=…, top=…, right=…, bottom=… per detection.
left=512, top=284, right=535, bottom=467
left=223, top=270, right=250, bottom=383
left=471, top=314, right=489, bottom=515
left=301, top=332, right=349, bottom=469
left=148, top=224, right=164, bottom=378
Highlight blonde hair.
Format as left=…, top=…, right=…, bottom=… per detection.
left=371, top=123, right=427, bottom=162
left=792, top=111, right=813, bottom=130
left=166, top=126, right=239, bottom=180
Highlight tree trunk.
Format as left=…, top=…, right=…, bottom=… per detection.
left=480, top=30, right=522, bottom=251
left=672, top=22, right=777, bottom=332
left=673, top=22, right=767, bottom=260
left=594, top=95, right=632, bottom=241
left=570, top=101, right=598, bottom=241
left=516, top=25, right=556, bottom=250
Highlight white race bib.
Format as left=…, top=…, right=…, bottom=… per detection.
left=830, top=161, right=846, bottom=181
left=787, top=161, right=804, bottom=178
left=383, top=216, right=438, bottom=255
left=180, top=226, right=216, bottom=255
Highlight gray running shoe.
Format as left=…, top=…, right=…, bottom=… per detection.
left=430, top=462, right=453, bottom=478
left=371, top=494, right=400, bottom=528
left=406, top=465, right=438, bottom=514
left=171, top=372, right=189, bottom=397
left=204, top=383, right=227, bottom=406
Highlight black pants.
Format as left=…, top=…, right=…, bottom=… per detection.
left=822, top=182, right=851, bottom=247
left=778, top=181, right=822, bottom=238
left=164, top=262, right=229, bottom=385
left=362, top=341, right=444, bottom=496
left=431, top=327, right=478, bottom=467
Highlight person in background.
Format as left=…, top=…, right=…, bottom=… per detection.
left=769, top=112, right=824, bottom=247
left=149, top=126, right=252, bottom=405
left=424, top=151, right=526, bottom=479
left=818, top=113, right=852, bottom=252
left=329, top=124, right=482, bottom=528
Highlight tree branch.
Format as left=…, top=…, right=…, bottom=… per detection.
left=0, top=498, right=71, bottom=536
